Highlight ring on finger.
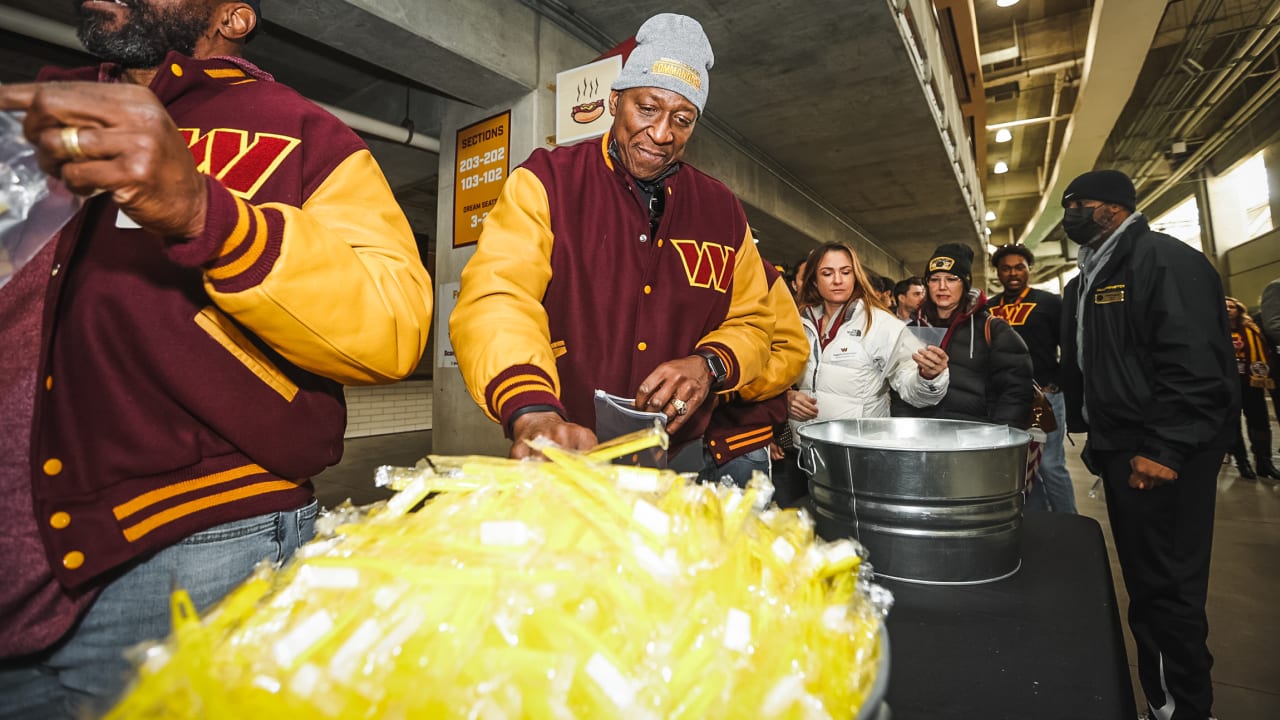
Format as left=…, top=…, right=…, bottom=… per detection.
left=61, top=126, right=87, bottom=162
left=670, top=398, right=688, bottom=416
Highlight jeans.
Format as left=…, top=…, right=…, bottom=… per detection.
left=1033, top=390, right=1077, bottom=513
left=698, top=446, right=771, bottom=488
left=0, top=500, right=318, bottom=720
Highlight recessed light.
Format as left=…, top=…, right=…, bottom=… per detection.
left=993, top=161, right=1009, bottom=174
left=995, top=128, right=1012, bottom=143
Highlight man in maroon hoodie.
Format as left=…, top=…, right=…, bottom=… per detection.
left=0, top=1, right=432, bottom=716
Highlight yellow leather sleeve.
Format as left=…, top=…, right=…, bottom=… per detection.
left=738, top=277, right=807, bottom=401
left=205, top=150, right=433, bottom=385
left=696, top=227, right=774, bottom=390
left=450, top=167, right=560, bottom=422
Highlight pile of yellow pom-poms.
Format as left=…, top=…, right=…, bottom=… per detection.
left=108, top=432, right=890, bottom=719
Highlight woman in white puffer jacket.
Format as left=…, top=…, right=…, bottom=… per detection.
left=787, top=242, right=950, bottom=429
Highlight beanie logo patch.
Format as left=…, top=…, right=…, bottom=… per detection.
left=651, top=58, right=702, bottom=90
left=928, top=257, right=956, bottom=273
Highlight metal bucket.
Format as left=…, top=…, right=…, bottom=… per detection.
left=797, top=418, right=1030, bottom=585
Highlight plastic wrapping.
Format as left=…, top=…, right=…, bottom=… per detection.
left=0, top=111, right=83, bottom=290
left=109, top=433, right=891, bottom=719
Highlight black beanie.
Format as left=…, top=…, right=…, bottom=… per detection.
left=1062, top=169, right=1136, bottom=211
left=925, top=242, right=974, bottom=287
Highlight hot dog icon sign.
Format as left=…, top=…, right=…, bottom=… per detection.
left=571, top=77, right=608, bottom=125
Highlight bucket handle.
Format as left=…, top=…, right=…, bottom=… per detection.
left=797, top=443, right=825, bottom=476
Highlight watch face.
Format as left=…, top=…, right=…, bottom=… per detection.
left=704, top=352, right=727, bottom=384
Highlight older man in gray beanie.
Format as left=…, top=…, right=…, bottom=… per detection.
left=453, top=13, right=790, bottom=464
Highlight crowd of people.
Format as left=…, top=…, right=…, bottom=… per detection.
left=0, top=4, right=1274, bottom=720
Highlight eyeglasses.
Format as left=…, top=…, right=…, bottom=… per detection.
left=927, top=275, right=962, bottom=285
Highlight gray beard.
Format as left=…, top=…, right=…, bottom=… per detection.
left=76, top=1, right=210, bottom=69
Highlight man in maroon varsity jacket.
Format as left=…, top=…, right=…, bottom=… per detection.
left=452, top=13, right=775, bottom=458
left=0, top=1, right=432, bottom=715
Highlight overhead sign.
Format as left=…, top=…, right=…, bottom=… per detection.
left=453, top=111, right=511, bottom=248
left=555, top=55, right=622, bottom=145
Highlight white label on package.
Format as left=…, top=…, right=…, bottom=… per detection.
left=723, top=608, right=753, bottom=652
left=822, top=605, right=850, bottom=632
left=480, top=520, right=531, bottom=546
left=772, top=536, right=797, bottom=564
left=288, top=662, right=322, bottom=698
left=826, top=539, right=859, bottom=565
left=329, top=618, right=382, bottom=679
left=631, top=499, right=670, bottom=537
left=633, top=542, right=676, bottom=580
left=614, top=466, right=661, bottom=493
left=761, top=673, right=805, bottom=717
left=273, top=610, right=334, bottom=668
left=298, top=564, right=361, bottom=589
left=585, top=653, right=636, bottom=709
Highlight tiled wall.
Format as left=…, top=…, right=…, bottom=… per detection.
left=343, top=380, right=433, bottom=439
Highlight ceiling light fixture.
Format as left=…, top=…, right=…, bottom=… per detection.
left=985, top=210, right=997, bottom=222
left=993, top=160, right=1009, bottom=174
left=987, top=243, right=1000, bottom=255
left=996, top=0, right=1021, bottom=8
left=994, top=128, right=1012, bottom=143
left=985, top=227, right=993, bottom=236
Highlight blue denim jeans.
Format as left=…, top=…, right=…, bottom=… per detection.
left=1026, top=390, right=1077, bottom=513
left=0, top=500, right=317, bottom=720
left=698, top=446, right=771, bottom=488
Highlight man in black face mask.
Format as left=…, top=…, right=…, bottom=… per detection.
left=1060, top=169, right=1237, bottom=720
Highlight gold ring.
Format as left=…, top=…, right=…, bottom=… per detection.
left=670, top=398, right=688, bottom=416
left=61, top=126, right=87, bottom=162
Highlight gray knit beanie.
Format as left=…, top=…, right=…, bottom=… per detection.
left=611, top=14, right=714, bottom=113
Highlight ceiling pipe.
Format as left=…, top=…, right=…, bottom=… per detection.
left=1166, top=0, right=1280, bottom=141
left=1115, top=0, right=1226, bottom=180
left=986, top=114, right=1072, bottom=130
left=1132, top=0, right=1280, bottom=186
left=1140, top=68, right=1280, bottom=211
left=0, top=5, right=440, bottom=154
left=1040, top=70, right=1066, bottom=192
left=983, top=58, right=1081, bottom=87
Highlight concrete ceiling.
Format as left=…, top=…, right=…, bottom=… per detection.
left=5, top=0, right=1277, bottom=285
left=975, top=0, right=1280, bottom=284
left=1, top=0, right=982, bottom=278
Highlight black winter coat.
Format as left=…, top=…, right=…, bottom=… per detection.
left=1061, top=216, right=1238, bottom=472
left=894, top=291, right=1033, bottom=428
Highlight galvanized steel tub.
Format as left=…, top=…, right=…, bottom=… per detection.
left=797, top=418, right=1030, bottom=585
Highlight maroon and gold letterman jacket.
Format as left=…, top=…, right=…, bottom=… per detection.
left=452, top=131, right=774, bottom=449
left=29, top=53, right=432, bottom=591
left=704, top=261, right=807, bottom=464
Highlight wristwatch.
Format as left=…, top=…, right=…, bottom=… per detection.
left=696, top=349, right=728, bottom=389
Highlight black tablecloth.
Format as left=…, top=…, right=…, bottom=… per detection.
left=880, top=512, right=1136, bottom=720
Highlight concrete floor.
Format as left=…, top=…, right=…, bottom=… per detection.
left=313, top=425, right=1280, bottom=718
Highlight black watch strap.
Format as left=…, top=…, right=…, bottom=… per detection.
left=696, top=349, right=728, bottom=389
left=506, top=404, right=564, bottom=435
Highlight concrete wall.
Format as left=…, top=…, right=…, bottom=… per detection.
left=1224, top=227, right=1280, bottom=310
left=344, top=382, right=433, bottom=438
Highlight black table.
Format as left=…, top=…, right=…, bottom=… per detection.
left=880, top=512, right=1136, bottom=720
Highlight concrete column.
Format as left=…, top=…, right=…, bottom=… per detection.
left=1204, top=166, right=1248, bottom=261
left=1192, top=169, right=1218, bottom=272
left=1264, top=141, right=1280, bottom=227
